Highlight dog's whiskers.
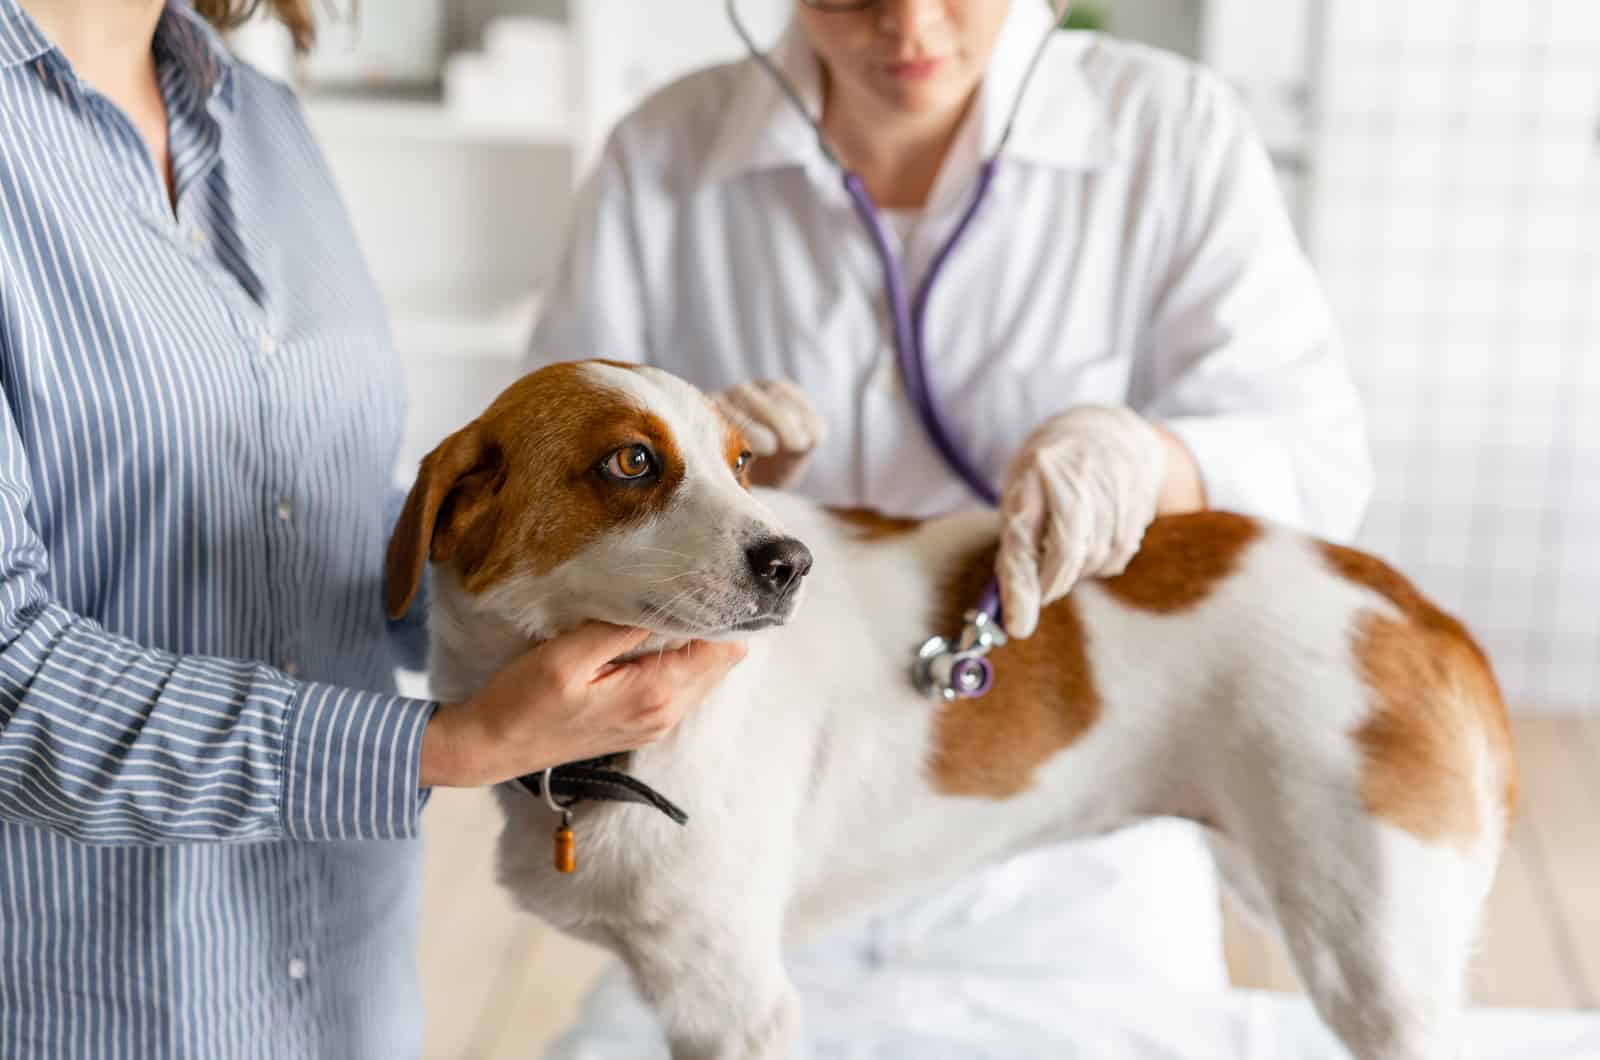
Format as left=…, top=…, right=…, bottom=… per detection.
left=638, top=572, right=705, bottom=588
left=629, top=546, right=698, bottom=560
left=640, top=583, right=727, bottom=638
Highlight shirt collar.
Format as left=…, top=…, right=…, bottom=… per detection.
left=0, top=0, right=52, bottom=70
left=155, top=2, right=240, bottom=113
left=701, top=1, right=1112, bottom=188
left=0, top=0, right=236, bottom=112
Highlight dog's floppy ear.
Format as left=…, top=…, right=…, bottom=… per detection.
left=385, top=424, right=505, bottom=619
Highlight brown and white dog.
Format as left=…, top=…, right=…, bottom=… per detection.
left=387, top=360, right=1516, bottom=1060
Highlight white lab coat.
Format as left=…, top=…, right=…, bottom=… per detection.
left=527, top=2, right=1373, bottom=1052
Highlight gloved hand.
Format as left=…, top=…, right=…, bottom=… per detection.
left=996, top=405, right=1168, bottom=639
left=711, top=379, right=827, bottom=489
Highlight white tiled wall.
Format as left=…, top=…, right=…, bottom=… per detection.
left=1310, top=0, right=1600, bottom=711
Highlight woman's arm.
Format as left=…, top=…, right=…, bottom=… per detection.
left=0, top=398, right=435, bottom=845
left=0, top=417, right=745, bottom=841
left=1136, top=70, right=1373, bottom=542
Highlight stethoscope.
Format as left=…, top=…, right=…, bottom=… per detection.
left=726, top=0, right=1071, bottom=700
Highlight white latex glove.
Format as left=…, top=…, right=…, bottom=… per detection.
left=997, top=405, right=1168, bottom=639
left=711, top=379, right=827, bottom=489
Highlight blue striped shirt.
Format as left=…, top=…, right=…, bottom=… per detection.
left=0, top=3, right=439, bottom=1056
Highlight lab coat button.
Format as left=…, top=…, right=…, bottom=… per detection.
left=287, top=957, right=307, bottom=980
left=259, top=332, right=277, bottom=354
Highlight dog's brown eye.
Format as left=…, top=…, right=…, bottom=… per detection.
left=604, top=444, right=656, bottom=481
left=735, top=450, right=753, bottom=474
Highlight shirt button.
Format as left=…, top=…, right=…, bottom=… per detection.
left=287, top=957, right=307, bottom=980
left=187, top=227, right=207, bottom=248
left=283, top=660, right=301, bottom=678
left=275, top=498, right=292, bottom=522
left=259, top=332, right=278, bottom=354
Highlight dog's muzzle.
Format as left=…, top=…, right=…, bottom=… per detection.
left=746, top=536, right=812, bottom=601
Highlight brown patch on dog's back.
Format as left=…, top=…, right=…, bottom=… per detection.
left=827, top=508, right=924, bottom=541
left=1100, top=512, right=1262, bottom=613
left=1323, top=543, right=1516, bottom=847
left=927, top=512, right=1260, bottom=798
left=928, top=543, right=1101, bottom=798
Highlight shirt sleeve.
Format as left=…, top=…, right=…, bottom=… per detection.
left=0, top=399, right=437, bottom=846
left=525, top=128, right=653, bottom=372
left=1136, top=70, right=1373, bottom=543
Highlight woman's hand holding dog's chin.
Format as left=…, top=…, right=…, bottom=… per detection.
left=419, top=622, right=748, bottom=789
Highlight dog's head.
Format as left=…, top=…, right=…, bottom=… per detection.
left=386, top=361, right=811, bottom=640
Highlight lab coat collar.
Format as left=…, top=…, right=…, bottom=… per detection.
left=700, top=24, right=828, bottom=186
left=978, top=2, right=1113, bottom=170
left=701, top=1, right=1113, bottom=190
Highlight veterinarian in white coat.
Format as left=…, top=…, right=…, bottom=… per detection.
left=526, top=0, right=1371, bottom=1051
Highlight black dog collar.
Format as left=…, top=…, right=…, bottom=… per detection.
left=512, top=755, right=689, bottom=826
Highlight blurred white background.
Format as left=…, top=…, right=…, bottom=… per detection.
left=232, top=0, right=1600, bottom=715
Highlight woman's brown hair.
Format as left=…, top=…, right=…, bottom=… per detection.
left=193, top=0, right=317, bottom=53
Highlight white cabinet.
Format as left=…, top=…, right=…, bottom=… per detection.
left=569, top=0, right=789, bottom=173
left=295, top=0, right=793, bottom=350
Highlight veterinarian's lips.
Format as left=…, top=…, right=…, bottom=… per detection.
left=879, top=55, right=947, bottom=81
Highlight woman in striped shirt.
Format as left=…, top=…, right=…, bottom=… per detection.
left=0, top=1, right=745, bottom=1056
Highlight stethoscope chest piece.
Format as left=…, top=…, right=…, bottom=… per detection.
left=913, top=609, right=1007, bottom=701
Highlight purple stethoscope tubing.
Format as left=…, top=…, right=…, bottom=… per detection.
left=842, top=168, right=1005, bottom=624
left=725, top=0, right=1071, bottom=635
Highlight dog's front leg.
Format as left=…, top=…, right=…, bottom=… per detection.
left=616, top=910, right=799, bottom=1060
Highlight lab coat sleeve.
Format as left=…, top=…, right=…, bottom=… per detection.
left=0, top=397, right=436, bottom=845
left=1137, top=72, right=1372, bottom=543
left=526, top=129, right=653, bottom=371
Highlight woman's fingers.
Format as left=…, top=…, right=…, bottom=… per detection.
left=543, top=622, right=653, bottom=679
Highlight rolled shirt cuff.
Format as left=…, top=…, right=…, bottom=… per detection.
left=278, top=675, right=438, bottom=841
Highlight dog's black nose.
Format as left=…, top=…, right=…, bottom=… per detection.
left=746, top=537, right=812, bottom=598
